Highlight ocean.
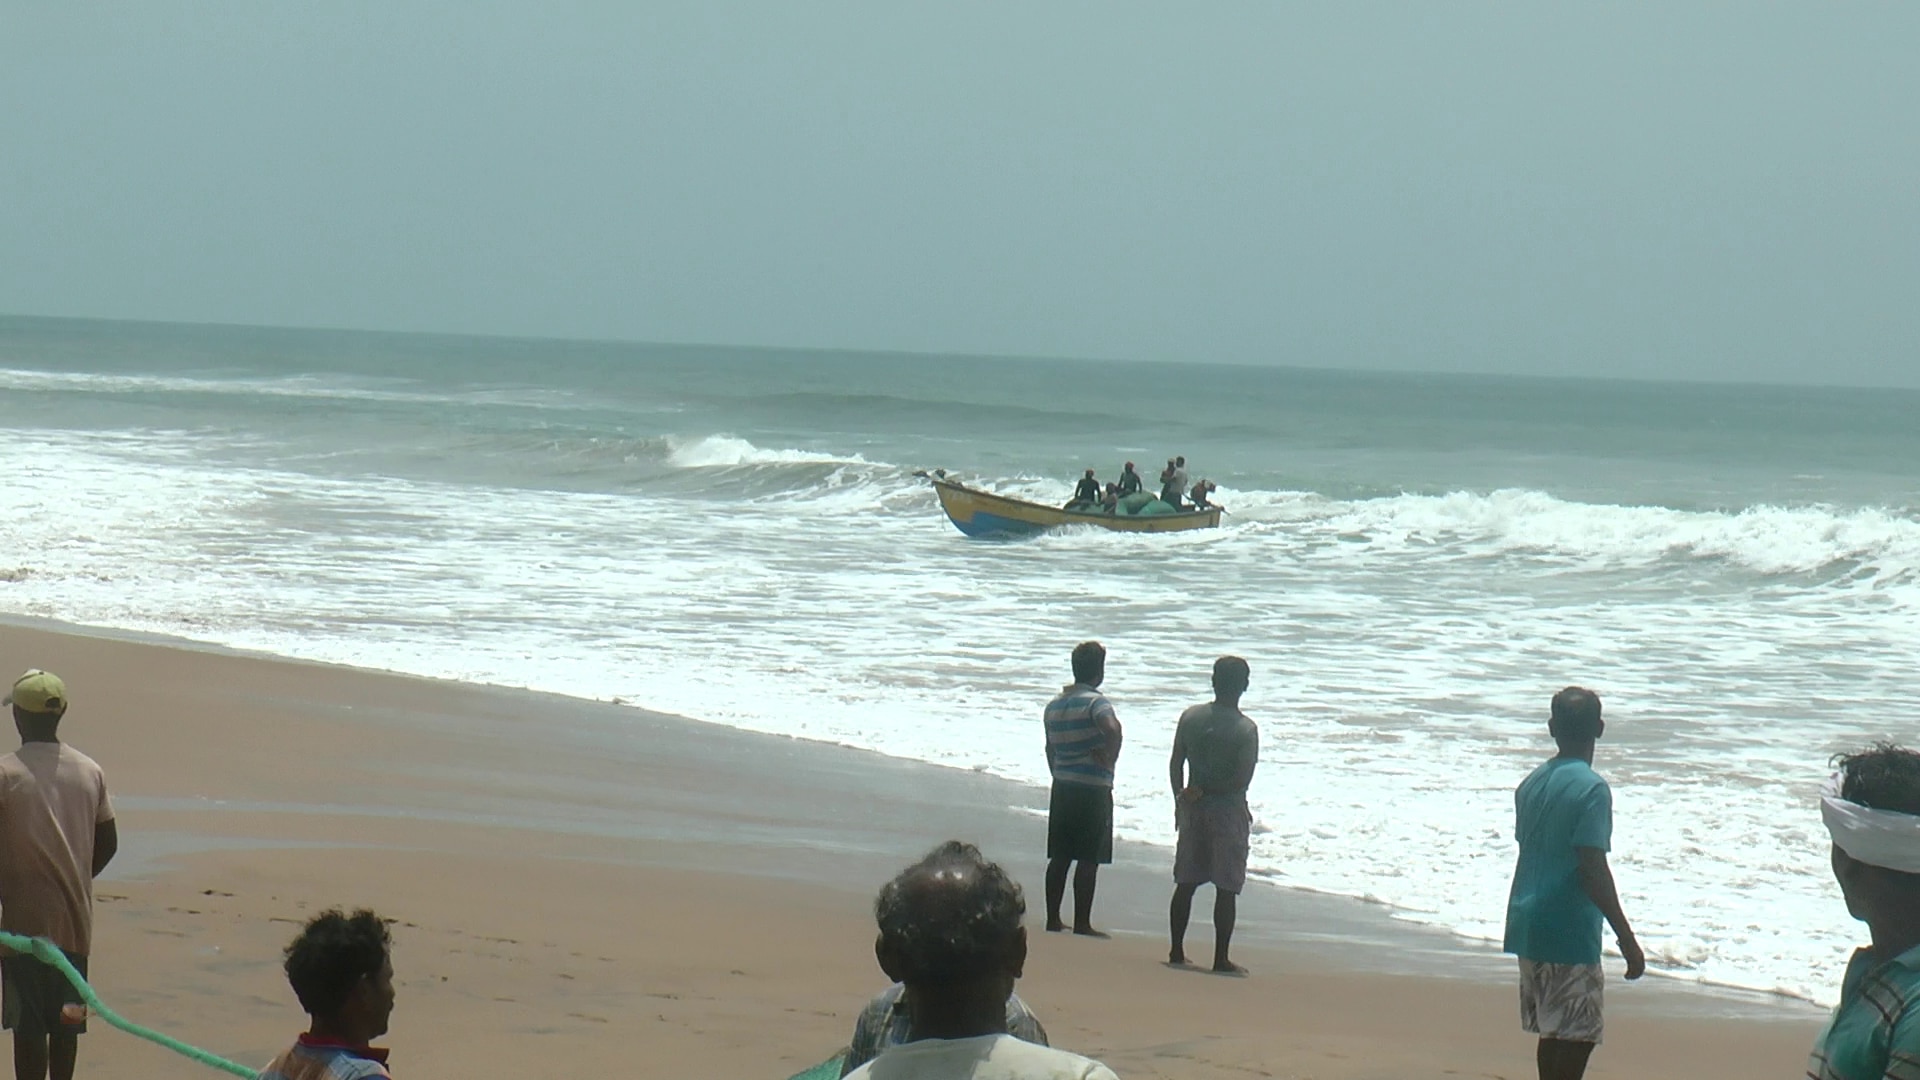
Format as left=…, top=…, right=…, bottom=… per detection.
left=3, top=315, right=1916, bottom=1005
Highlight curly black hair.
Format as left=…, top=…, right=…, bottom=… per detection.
left=1835, top=743, right=1920, bottom=816
left=283, top=908, right=390, bottom=1019
left=874, top=841, right=1024, bottom=986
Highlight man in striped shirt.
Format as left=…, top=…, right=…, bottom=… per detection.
left=1809, top=744, right=1920, bottom=1080
left=1042, top=641, right=1123, bottom=937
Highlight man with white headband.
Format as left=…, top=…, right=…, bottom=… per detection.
left=1501, top=687, right=1644, bottom=1080
left=1809, top=743, right=1920, bottom=1080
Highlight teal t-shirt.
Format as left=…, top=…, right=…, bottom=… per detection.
left=1503, top=756, right=1612, bottom=965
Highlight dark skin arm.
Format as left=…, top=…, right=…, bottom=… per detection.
left=1094, top=709, right=1122, bottom=772
left=1576, top=846, right=1644, bottom=979
left=1168, top=725, right=1188, bottom=798
left=92, top=819, right=117, bottom=877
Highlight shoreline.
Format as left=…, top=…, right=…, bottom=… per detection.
left=0, top=614, right=1827, bottom=1006
left=0, top=614, right=1827, bottom=1014
left=0, top=616, right=1828, bottom=1078
left=1, top=613, right=1829, bottom=1020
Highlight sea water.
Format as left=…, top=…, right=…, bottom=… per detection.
left=3, top=315, right=1917, bottom=1005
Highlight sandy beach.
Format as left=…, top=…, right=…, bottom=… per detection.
left=0, top=619, right=1825, bottom=1079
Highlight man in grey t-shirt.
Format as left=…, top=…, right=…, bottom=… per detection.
left=1167, top=656, right=1258, bottom=974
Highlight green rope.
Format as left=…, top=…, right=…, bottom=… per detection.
left=4, top=927, right=840, bottom=1080
left=785, top=1054, right=845, bottom=1080
left=0, top=932, right=253, bottom=1078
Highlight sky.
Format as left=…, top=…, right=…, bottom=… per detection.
left=3, top=3, right=1917, bottom=387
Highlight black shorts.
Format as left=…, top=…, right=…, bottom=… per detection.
left=1, top=951, right=88, bottom=1037
left=1047, top=782, right=1113, bottom=864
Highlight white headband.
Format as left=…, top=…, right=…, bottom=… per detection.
left=1821, top=771, right=1920, bottom=874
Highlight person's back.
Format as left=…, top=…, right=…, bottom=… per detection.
left=1501, top=688, right=1640, bottom=1080
left=1044, top=684, right=1117, bottom=790
left=1174, top=703, right=1256, bottom=804
left=1505, top=757, right=1608, bottom=963
left=0, top=670, right=116, bottom=1080
left=845, top=842, right=1118, bottom=1080
left=847, top=1033, right=1115, bottom=1080
left=0, top=743, right=111, bottom=955
left=839, top=984, right=1049, bottom=1076
left=256, top=1040, right=389, bottom=1080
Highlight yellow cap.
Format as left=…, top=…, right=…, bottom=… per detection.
left=4, top=670, right=67, bottom=714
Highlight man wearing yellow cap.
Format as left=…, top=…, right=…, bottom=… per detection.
left=0, top=671, right=116, bottom=1080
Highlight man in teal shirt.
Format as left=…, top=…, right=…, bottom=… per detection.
left=1809, top=744, right=1920, bottom=1080
left=1503, top=687, right=1644, bottom=1080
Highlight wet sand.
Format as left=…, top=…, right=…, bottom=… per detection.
left=0, top=619, right=1823, bottom=1079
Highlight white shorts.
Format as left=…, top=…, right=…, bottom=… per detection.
left=1518, top=958, right=1604, bottom=1044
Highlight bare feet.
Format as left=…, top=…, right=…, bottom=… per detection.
left=1072, top=926, right=1111, bottom=939
left=1167, top=950, right=1193, bottom=967
left=1045, top=919, right=1067, bottom=933
left=1210, top=961, right=1249, bottom=977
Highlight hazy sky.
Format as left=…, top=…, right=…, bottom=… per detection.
left=4, top=4, right=1917, bottom=386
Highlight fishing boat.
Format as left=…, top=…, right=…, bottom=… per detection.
left=925, top=473, right=1222, bottom=537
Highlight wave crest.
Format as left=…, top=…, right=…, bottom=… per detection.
left=1236, top=487, right=1920, bottom=579
left=664, top=434, right=864, bottom=470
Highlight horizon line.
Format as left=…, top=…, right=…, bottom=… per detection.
left=2, top=309, right=1914, bottom=396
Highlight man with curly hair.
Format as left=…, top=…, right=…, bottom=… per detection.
left=1810, top=743, right=1920, bottom=1080
left=257, top=910, right=396, bottom=1080
left=845, top=841, right=1118, bottom=1079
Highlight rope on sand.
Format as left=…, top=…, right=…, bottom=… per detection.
left=4, top=927, right=844, bottom=1080
left=0, top=932, right=253, bottom=1078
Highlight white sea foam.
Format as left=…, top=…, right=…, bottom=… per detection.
left=664, top=434, right=866, bottom=469
left=1296, top=489, right=1920, bottom=578
left=0, top=366, right=590, bottom=410
left=0, top=427, right=1903, bottom=1006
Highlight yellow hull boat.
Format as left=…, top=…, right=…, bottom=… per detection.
left=928, top=476, right=1222, bottom=537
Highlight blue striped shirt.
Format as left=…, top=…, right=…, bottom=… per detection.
left=1044, top=684, right=1117, bottom=787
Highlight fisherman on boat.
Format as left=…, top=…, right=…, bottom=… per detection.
left=923, top=468, right=1222, bottom=535
left=1189, top=479, right=1218, bottom=510
left=1158, top=456, right=1191, bottom=509
left=1117, top=462, right=1144, bottom=497
left=1065, top=469, right=1102, bottom=511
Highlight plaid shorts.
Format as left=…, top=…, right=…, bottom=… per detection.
left=1518, top=958, right=1603, bottom=1044
left=1173, top=799, right=1251, bottom=894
